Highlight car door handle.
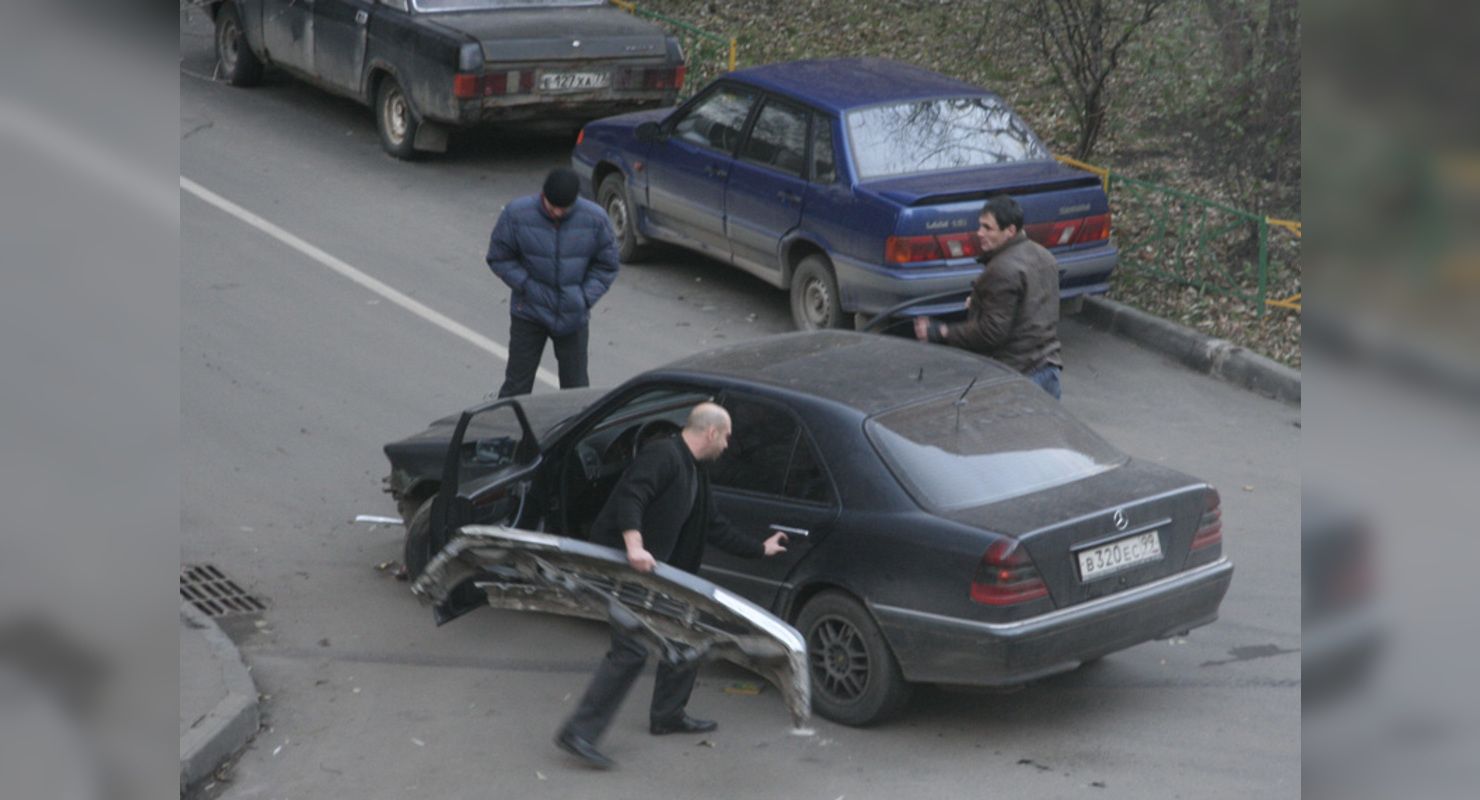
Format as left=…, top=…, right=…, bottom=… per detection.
left=704, top=165, right=728, bottom=179
left=777, top=190, right=801, bottom=203
left=769, top=524, right=809, bottom=538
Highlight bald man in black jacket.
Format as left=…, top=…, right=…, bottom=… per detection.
left=555, top=402, right=788, bottom=769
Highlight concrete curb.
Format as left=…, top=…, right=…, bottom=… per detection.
left=1080, top=297, right=1300, bottom=405
left=180, top=604, right=259, bottom=795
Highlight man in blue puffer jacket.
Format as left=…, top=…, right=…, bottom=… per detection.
left=487, top=168, right=621, bottom=397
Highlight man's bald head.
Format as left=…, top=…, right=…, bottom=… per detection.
left=683, top=402, right=732, bottom=461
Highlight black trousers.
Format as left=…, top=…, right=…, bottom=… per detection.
left=497, top=315, right=589, bottom=398
left=560, top=626, right=699, bottom=743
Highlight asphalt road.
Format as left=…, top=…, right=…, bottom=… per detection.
left=180, top=12, right=1299, bottom=799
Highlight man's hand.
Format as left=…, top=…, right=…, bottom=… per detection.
left=762, top=531, right=788, bottom=557
left=913, top=316, right=932, bottom=342
left=965, top=294, right=973, bottom=310
left=626, top=546, right=657, bottom=573
left=622, top=529, right=656, bottom=573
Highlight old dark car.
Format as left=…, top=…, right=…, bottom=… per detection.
left=572, top=58, right=1117, bottom=330
left=210, top=0, right=685, bottom=158
left=384, top=332, right=1233, bottom=725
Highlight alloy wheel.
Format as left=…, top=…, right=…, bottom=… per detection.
left=808, top=615, right=870, bottom=702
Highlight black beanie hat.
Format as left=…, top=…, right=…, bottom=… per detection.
left=542, top=167, right=580, bottom=208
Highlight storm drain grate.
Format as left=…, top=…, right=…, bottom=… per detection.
left=181, top=563, right=266, bottom=618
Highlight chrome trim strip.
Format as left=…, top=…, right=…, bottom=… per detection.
left=875, top=557, right=1232, bottom=634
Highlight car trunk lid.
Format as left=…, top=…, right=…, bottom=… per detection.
left=865, top=161, right=1103, bottom=208
left=943, top=459, right=1211, bottom=608
left=863, top=163, right=1112, bottom=261
left=429, top=7, right=670, bottom=62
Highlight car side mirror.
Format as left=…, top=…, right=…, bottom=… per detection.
left=635, top=121, right=662, bottom=143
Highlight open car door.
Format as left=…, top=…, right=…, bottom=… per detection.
left=422, top=398, right=542, bottom=624
left=412, top=525, right=811, bottom=728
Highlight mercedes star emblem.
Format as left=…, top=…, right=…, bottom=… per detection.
left=1113, top=508, right=1129, bottom=531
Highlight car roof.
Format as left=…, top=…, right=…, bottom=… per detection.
left=658, top=331, right=1018, bottom=416
left=726, top=58, right=991, bottom=114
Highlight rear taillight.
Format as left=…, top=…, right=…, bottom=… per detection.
left=1191, top=487, right=1223, bottom=551
left=576, top=127, right=585, bottom=146
left=453, top=70, right=535, bottom=99
left=1077, top=212, right=1111, bottom=242
left=1024, top=212, right=1112, bottom=248
left=884, top=233, right=981, bottom=265
left=646, top=64, right=685, bottom=90
left=615, top=65, right=687, bottom=91
left=970, top=539, right=1049, bottom=606
left=452, top=73, right=479, bottom=100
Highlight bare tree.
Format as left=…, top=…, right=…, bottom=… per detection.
left=993, top=0, right=1166, bottom=160
left=1198, top=0, right=1300, bottom=192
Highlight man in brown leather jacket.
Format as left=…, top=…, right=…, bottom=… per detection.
left=914, top=195, right=1064, bottom=399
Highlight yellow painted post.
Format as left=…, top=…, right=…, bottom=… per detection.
left=1265, top=293, right=1302, bottom=311
left=1054, top=154, right=1110, bottom=194
left=1265, top=217, right=1302, bottom=238
left=728, top=38, right=737, bottom=72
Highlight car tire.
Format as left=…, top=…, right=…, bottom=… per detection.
left=796, top=591, right=912, bottom=726
left=790, top=255, right=847, bottom=331
left=376, top=76, right=420, bottom=160
left=214, top=3, right=263, bottom=87
left=598, top=174, right=649, bottom=262
left=402, top=496, right=436, bottom=581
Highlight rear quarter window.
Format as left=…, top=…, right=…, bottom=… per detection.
left=865, top=380, right=1126, bottom=511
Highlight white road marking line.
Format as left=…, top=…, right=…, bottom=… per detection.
left=180, top=176, right=558, bottom=388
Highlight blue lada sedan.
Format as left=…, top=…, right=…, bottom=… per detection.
left=572, top=58, right=1118, bottom=330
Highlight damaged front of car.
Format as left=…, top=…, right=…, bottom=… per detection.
left=411, top=525, right=811, bottom=728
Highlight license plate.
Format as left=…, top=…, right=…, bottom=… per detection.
left=538, top=71, right=609, bottom=92
left=1077, top=531, right=1162, bottom=582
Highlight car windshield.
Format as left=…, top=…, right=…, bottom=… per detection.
left=865, top=380, right=1126, bottom=511
left=413, top=0, right=604, bottom=11
left=846, top=96, right=1051, bottom=180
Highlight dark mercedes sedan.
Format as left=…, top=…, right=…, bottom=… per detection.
left=384, top=332, right=1233, bottom=725
left=210, top=0, right=685, bottom=158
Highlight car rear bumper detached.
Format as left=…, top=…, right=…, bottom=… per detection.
left=873, top=557, right=1233, bottom=686
left=834, top=243, right=1119, bottom=317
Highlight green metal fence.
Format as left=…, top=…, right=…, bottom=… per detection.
left=1058, top=156, right=1301, bottom=316
left=611, top=0, right=737, bottom=99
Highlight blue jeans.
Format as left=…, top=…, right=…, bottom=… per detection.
left=1027, top=364, right=1062, bottom=400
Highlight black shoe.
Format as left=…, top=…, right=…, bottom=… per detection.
left=555, top=730, right=614, bottom=770
left=650, top=713, right=718, bottom=736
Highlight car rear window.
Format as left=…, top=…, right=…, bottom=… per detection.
left=865, top=380, right=1126, bottom=511
left=846, top=96, right=1051, bottom=180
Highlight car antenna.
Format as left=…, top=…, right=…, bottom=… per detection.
left=954, top=375, right=978, bottom=432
